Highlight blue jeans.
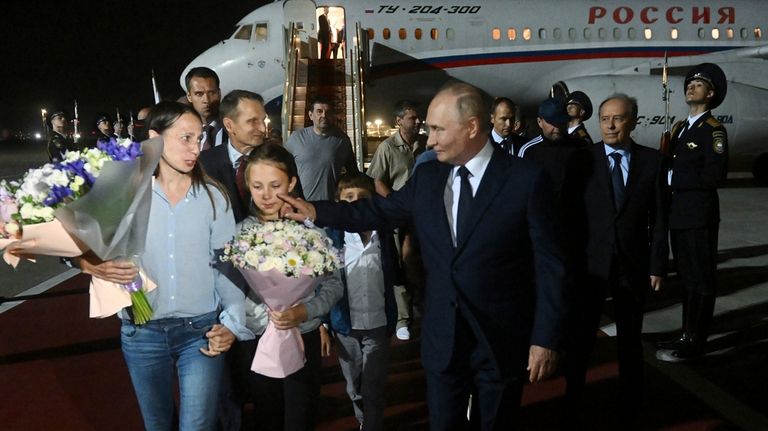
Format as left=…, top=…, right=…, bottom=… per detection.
left=121, top=310, right=224, bottom=431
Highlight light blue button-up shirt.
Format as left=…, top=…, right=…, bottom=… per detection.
left=604, top=143, right=630, bottom=185
left=119, top=180, right=253, bottom=341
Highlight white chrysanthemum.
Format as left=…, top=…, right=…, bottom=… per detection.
left=285, top=251, right=303, bottom=271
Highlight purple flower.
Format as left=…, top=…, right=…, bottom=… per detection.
left=58, top=159, right=95, bottom=187
left=97, top=137, right=143, bottom=161
left=44, top=184, right=74, bottom=206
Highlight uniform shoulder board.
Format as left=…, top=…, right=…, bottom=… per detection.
left=705, top=116, right=722, bottom=128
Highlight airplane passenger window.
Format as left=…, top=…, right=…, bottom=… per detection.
left=711, top=28, right=720, bottom=39
left=644, top=28, right=653, bottom=40
left=568, top=28, right=576, bottom=40
left=523, top=28, right=532, bottom=41
left=508, top=28, right=517, bottom=41
left=446, top=28, right=455, bottom=40
left=233, top=24, right=253, bottom=41
left=671, top=28, right=679, bottom=40
left=698, top=28, right=705, bottom=39
left=368, top=28, right=375, bottom=40
left=431, top=28, right=439, bottom=40
left=539, top=28, right=547, bottom=39
left=255, top=23, right=268, bottom=41
left=755, top=27, right=762, bottom=39
left=740, top=28, right=748, bottom=39
left=726, top=28, right=734, bottom=39
left=399, top=28, right=407, bottom=40
left=628, top=28, right=636, bottom=40
left=613, top=28, right=621, bottom=39
left=598, top=28, right=606, bottom=39
left=415, top=28, right=423, bottom=40
left=583, top=28, right=592, bottom=39
left=492, top=28, right=501, bottom=40
left=553, top=28, right=561, bottom=40
left=383, top=28, right=391, bottom=40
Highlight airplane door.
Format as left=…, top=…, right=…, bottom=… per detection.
left=284, top=0, right=318, bottom=55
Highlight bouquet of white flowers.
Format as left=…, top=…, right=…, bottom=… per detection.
left=1, top=137, right=163, bottom=323
left=221, top=219, right=342, bottom=377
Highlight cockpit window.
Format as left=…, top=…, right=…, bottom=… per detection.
left=255, top=23, right=268, bottom=41
left=233, top=24, right=253, bottom=40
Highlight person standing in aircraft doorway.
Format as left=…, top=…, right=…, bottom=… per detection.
left=318, top=7, right=331, bottom=59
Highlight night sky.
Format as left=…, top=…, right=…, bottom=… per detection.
left=0, top=0, right=268, bottom=136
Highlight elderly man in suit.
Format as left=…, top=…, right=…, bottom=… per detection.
left=280, top=82, right=567, bottom=430
left=564, top=94, right=668, bottom=427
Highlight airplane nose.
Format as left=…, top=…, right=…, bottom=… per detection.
left=179, top=42, right=248, bottom=94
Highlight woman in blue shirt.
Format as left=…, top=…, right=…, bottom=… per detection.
left=78, top=101, right=252, bottom=430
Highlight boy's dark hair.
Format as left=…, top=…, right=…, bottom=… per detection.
left=336, top=173, right=375, bottom=198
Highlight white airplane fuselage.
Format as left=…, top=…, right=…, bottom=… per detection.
left=181, top=0, right=768, bottom=174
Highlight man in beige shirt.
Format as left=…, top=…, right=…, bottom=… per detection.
left=367, top=100, right=426, bottom=340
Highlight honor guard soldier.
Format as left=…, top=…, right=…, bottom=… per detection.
left=657, top=63, right=728, bottom=362
left=46, top=107, right=77, bottom=162
left=567, top=91, right=594, bottom=145
left=94, top=112, right=113, bottom=142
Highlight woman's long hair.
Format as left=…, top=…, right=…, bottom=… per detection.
left=146, top=101, right=230, bottom=219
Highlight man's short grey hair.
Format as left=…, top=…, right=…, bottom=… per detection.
left=599, top=93, right=638, bottom=119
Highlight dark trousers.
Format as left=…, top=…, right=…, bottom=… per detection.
left=565, top=266, right=645, bottom=427
left=426, top=311, right=524, bottom=431
left=671, top=227, right=719, bottom=296
left=239, top=328, right=322, bottom=431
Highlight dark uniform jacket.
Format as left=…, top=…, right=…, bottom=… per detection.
left=47, top=131, right=77, bottom=162
left=569, top=123, right=593, bottom=145
left=668, top=112, right=728, bottom=229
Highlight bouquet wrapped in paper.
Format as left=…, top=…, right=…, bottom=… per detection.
left=0, top=137, right=163, bottom=322
left=221, top=219, right=342, bottom=377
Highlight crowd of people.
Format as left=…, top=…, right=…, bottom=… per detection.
left=41, top=61, right=729, bottom=430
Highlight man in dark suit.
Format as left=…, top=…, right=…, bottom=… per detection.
left=564, top=94, right=668, bottom=427
left=280, top=82, right=567, bottom=430
left=488, top=97, right=526, bottom=156
left=656, top=63, right=728, bottom=362
left=318, top=7, right=332, bottom=59
left=199, top=90, right=267, bottom=223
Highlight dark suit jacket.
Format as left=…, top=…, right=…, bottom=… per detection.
left=199, top=144, right=249, bottom=223
left=668, top=112, right=728, bottom=229
left=575, top=142, right=668, bottom=288
left=488, top=131, right=526, bottom=156
left=314, top=147, right=567, bottom=377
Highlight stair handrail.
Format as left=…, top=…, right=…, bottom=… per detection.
left=282, top=23, right=301, bottom=143
left=349, top=22, right=368, bottom=171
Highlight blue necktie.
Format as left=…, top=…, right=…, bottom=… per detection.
left=610, top=152, right=625, bottom=211
left=457, top=166, right=473, bottom=239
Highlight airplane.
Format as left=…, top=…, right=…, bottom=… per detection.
left=181, top=0, right=768, bottom=182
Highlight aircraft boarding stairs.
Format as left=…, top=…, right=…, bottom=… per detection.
left=281, top=23, right=367, bottom=170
